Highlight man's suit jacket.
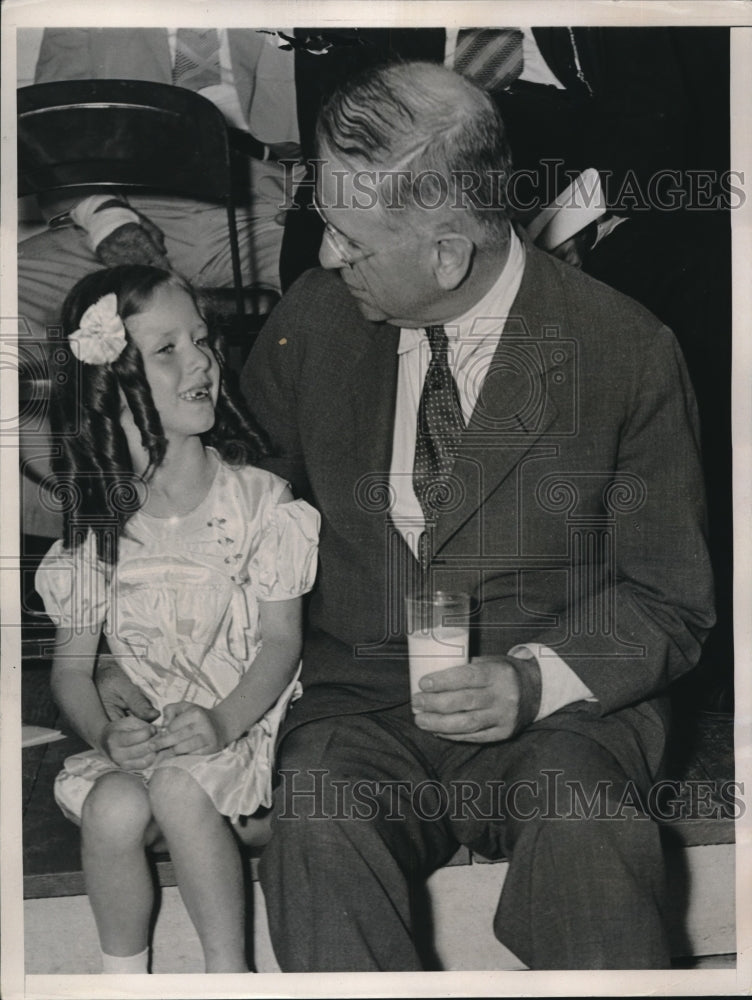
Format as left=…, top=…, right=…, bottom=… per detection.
left=241, top=244, right=714, bottom=777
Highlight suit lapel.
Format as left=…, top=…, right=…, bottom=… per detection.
left=353, top=326, right=401, bottom=477
left=141, top=30, right=172, bottom=83
left=227, top=29, right=267, bottom=127
left=96, top=29, right=171, bottom=83
left=433, top=247, right=567, bottom=557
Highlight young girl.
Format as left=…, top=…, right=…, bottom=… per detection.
left=35, top=265, right=319, bottom=974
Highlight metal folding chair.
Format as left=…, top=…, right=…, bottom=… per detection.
left=17, top=78, right=249, bottom=335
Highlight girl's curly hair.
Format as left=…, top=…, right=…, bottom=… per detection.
left=50, top=265, right=268, bottom=563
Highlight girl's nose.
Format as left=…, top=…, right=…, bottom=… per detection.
left=189, top=341, right=213, bottom=370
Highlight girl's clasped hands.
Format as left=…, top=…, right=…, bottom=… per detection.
left=102, top=701, right=227, bottom=771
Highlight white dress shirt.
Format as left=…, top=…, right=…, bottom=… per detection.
left=389, top=230, right=596, bottom=720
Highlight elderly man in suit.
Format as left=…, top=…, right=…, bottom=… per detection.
left=238, top=60, right=714, bottom=971
left=96, top=57, right=713, bottom=970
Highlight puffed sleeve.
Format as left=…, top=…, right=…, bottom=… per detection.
left=249, top=496, right=320, bottom=602
left=34, top=533, right=109, bottom=632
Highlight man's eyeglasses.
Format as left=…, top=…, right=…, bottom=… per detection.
left=312, top=194, right=377, bottom=268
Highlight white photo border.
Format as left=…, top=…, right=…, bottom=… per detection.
left=2, top=2, right=750, bottom=997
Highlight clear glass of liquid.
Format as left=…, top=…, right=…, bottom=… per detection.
left=405, top=591, right=470, bottom=713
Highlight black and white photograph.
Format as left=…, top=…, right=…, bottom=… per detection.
left=1, top=1, right=750, bottom=996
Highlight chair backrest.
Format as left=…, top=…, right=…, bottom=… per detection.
left=17, top=79, right=232, bottom=203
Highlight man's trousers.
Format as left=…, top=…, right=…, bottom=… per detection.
left=258, top=702, right=671, bottom=971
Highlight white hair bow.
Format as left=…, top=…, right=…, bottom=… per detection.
left=68, top=293, right=127, bottom=365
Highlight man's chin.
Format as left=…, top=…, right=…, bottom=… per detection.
left=353, top=298, right=389, bottom=323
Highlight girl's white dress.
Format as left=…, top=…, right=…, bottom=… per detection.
left=35, top=450, right=320, bottom=823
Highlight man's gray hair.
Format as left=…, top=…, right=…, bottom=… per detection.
left=315, top=60, right=513, bottom=241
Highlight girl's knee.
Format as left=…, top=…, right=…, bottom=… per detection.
left=81, top=772, right=152, bottom=843
left=148, top=765, right=213, bottom=824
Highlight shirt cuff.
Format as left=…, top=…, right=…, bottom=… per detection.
left=69, top=194, right=140, bottom=251
left=508, top=643, right=598, bottom=721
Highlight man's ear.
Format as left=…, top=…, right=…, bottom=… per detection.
left=432, top=233, right=475, bottom=290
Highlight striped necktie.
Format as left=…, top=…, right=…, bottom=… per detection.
left=413, top=325, right=466, bottom=543
left=173, top=28, right=222, bottom=91
left=454, top=28, right=524, bottom=93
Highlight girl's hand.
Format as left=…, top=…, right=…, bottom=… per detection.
left=95, top=654, right=160, bottom=723
left=150, top=701, right=226, bottom=757
left=101, top=715, right=158, bottom=771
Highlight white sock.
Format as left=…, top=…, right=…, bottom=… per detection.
left=100, top=946, right=149, bottom=974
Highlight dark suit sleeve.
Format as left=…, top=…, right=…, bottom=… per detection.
left=533, top=324, right=715, bottom=714
left=240, top=273, right=312, bottom=497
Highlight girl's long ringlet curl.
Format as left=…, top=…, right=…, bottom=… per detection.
left=51, top=265, right=268, bottom=563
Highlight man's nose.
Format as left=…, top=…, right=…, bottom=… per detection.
left=318, top=231, right=343, bottom=271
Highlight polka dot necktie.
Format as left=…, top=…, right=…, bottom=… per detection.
left=172, top=28, right=222, bottom=91
left=412, top=326, right=466, bottom=559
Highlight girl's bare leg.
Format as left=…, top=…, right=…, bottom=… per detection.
left=148, top=766, right=248, bottom=973
left=81, top=771, right=158, bottom=960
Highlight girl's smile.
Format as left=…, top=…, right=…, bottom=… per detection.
left=125, top=283, right=220, bottom=445
left=179, top=384, right=213, bottom=402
